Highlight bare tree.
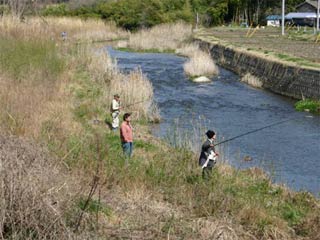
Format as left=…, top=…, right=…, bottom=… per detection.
left=8, top=0, right=30, bottom=19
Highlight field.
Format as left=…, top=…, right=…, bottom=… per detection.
left=196, top=27, right=320, bottom=67
left=1, top=17, right=320, bottom=239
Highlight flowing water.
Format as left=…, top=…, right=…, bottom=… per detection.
left=107, top=47, right=320, bottom=195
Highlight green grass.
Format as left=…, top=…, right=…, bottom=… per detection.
left=275, top=53, right=320, bottom=69
left=0, top=37, right=64, bottom=81
left=134, top=139, right=157, bottom=151
left=295, top=99, right=320, bottom=114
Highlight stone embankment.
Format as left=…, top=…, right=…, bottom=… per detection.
left=195, top=38, right=320, bottom=100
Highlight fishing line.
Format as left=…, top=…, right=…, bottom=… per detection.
left=214, top=116, right=306, bottom=147
left=121, top=97, right=153, bottom=109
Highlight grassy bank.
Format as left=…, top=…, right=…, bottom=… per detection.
left=1, top=17, right=320, bottom=239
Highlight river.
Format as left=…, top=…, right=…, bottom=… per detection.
left=107, top=47, right=320, bottom=196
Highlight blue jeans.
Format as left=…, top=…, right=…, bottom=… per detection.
left=122, top=142, right=133, bottom=158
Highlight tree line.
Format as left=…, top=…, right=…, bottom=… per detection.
left=1, top=0, right=305, bottom=30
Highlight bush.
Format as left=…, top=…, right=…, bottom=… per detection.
left=42, top=4, right=69, bottom=16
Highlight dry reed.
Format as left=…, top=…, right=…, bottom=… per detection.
left=183, top=50, right=219, bottom=78
left=0, top=135, right=77, bottom=239
left=85, top=49, right=159, bottom=121
left=0, top=16, right=128, bottom=42
left=241, top=73, right=263, bottom=88
left=175, top=42, right=200, bottom=57
left=129, top=22, right=192, bottom=51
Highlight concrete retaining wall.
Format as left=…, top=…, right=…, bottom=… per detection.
left=196, top=40, right=320, bottom=100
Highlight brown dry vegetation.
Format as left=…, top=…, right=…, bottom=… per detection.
left=0, top=16, right=157, bottom=238
left=0, top=17, right=320, bottom=240
left=0, top=135, right=77, bottom=239
left=128, top=22, right=193, bottom=52
left=0, top=16, right=128, bottom=42
left=241, top=73, right=263, bottom=88
left=183, top=48, right=219, bottom=78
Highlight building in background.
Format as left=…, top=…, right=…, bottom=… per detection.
left=283, top=1, right=318, bottom=27
left=266, top=15, right=282, bottom=27
left=285, top=12, right=317, bottom=26
left=296, top=0, right=318, bottom=13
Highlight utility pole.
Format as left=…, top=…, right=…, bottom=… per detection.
left=282, top=0, right=285, bottom=35
left=317, top=0, right=320, bottom=32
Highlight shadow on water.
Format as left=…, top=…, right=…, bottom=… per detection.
left=106, top=46, right=320, bottom=196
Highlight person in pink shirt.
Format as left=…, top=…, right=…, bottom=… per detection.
left=120, top=113, right=133, bottom=158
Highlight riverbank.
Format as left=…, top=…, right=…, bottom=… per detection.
left=1, top=17, right=320, bottom=239
left=194, top=28, right=320, bottom=101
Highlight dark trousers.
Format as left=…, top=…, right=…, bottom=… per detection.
left=202, top=166, right=213, bottom=180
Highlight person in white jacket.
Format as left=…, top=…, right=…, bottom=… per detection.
left=111, top=94, right=121, bottom=131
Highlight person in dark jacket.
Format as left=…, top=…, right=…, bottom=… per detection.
left=199, top=130, right=219, bottom=179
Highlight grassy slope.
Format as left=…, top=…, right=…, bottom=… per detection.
left=67, top=55, right=320, bottom=239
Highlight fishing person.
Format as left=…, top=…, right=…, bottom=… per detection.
left=120, top=113, right=133, bottom=160
left=61, top=31, right=67, bottom=41
left=111, top=94, right=121, bottom=131
left=199, top=130, right=219, bottom=179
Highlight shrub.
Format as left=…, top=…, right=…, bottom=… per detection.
left=42, top=4, right=69, bottom=16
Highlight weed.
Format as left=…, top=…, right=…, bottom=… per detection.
left=295, top=99, right=320, bottom=114
left=134, top=139, right=156, bottom=151
left=280, top=203, right=304, bottom=226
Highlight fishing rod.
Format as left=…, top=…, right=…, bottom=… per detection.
left=121, top=97, right=153, bottom=108
left=214, top=117, right=303, bottom=147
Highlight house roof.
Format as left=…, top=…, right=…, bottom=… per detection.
left=296, top=0, right=318, bottom=9
left=285, top=12, right=317, bottom=19
left=266, top=15, right=282, bottom=20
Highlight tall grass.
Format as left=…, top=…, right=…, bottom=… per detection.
left=175, top=42, right=200, bottom=57
left=0, top=16, right=128, bottom=42
left=0, top=37, right=63, bottom=81
left=128, top=22, right=192, bottom=52
left=75, top=48, right=159, bottom=122
left=0, top=36, right=66, bottom=136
